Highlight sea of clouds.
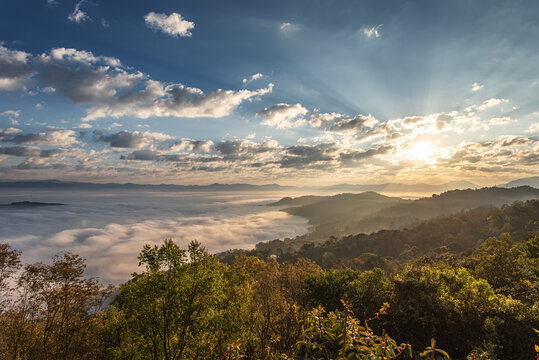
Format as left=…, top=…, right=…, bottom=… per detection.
left=0, top=190, right=310, bottom=283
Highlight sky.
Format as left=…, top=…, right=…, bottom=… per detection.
left=0, top=0, right=538, bottom=186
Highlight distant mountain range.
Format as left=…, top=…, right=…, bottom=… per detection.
left=0, top=177, right=536, bottom=192
left=499, top=176, right=539, bottom=189
left=0, top=201, right=64, bottom=207
left=264, top=185, right=539, bottom=245
left=313, top=180, right=480, bottom=193
left=0, top=180, right=294, bottom=192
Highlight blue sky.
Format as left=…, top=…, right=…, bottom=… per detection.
left=0, top=0, right=538, bottom=185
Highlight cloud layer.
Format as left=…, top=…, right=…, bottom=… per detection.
left=0, top=191, right=309, bottom=283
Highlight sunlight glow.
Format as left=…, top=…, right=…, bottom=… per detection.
left=407, top=141, right=436, bottom=161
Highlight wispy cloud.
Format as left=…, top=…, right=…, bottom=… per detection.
left=68, top=0, right=90, bottom=24
left=242, top=73, right=264, bottom=85
left=362, top=24, right=383, bottom=38
left=466, top=98, right=509, bottom=113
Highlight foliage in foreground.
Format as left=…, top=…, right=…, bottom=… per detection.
left=0, top=234, right=538, bottom=359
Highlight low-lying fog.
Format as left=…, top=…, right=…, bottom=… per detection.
left=0, top=189, right=311, bottom=284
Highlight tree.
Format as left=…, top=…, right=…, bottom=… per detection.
left=106, top=240, right=234, bottom=360
left=0, top=250, right=112, bottom=359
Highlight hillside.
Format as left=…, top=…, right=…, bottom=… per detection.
left=501, top=176, right=539, bottom=188
left=220, top=199, right=539, bottom=270
left=269, top=192, right=409, bottom=225
left=271, top=186, right=539, bottom=242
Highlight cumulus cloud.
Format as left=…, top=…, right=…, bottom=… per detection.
left=339, top=145, right=393, bottom=167
left=326, top=114, right=378, bottom=134
left=169, top=139, right=214, bottom=153
left=94, top=130, right=173, bottom=149
left=0, top=45, right=274, bottom=121
left=257, top=103, right=308, bottom=128
left=0, top=110, right=21, bottom=125
left=6, top=128, right=78, bottom=146
left=0, top=145, right=66, bottom=158
left=215, top=139, right=280, bottom=156
left=0, top=45, right=32, bottom=91
left=498, top=136, right=533, bottom=147
left=471, top=82, right=483, bottom=92
left=120, top=149, right=160, bottom=161
left=68, top=0, right=90, bottom=23
left=85, top=81, right=273, bottom=121
left=0, top=127, right=22, bottom=140
left=525, top=122, right=539, bottom=133
left=74, top=123, right=92, bottom=129
left=309, top=111, right=345, bottom=128
left=144, top=12, right=195, bottom=37
left=362, top=24, right=382, bottom=38
left=277, top=143, right=338, bottom=169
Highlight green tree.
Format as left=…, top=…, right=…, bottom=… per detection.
left=106, top=240, right=234, bottom=360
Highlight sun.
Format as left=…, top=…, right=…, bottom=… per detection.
left=407, top=141, right=436, bottom=161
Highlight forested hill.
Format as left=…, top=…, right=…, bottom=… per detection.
left=268, top=192, right=409, bottom=225
left=270, top=186, right=539, bottom=241
left=220, top=199, right=539, bottom=269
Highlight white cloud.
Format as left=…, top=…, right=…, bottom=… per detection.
left=95, top=130, right=173, bottom=149
left=471, top=82, right=483, bottom=92
left=525, top=122, right=539, bottom=133
left=144, top=12, right=195, bottom=37
left=242, top=73, right=264, bottom=84
left=35, top=102, right=44, bottom=110
left=74, top=123, right=92, bottom=129
left=0, top=110, right=20, bottom=119
left=362, top=24, right=383, bottom=38
left=279, top=22, right=301, bottom=34
left=309, top=111, right=345, bottom=128
left=0, top=110, right=21, bottom=125
left=11, top=205, right=308, bottom=283
left=9, top=128, right=78, bottom=146
left=0, top=127, right=22, bottom=140
left=0, top=45, right=32, bottom=91
left=466, top=98, right=509, bottom=113
left=169, top=139, right=215, bottom=153
left=257, top=103, right=308, bottom=129
left=83, top=81, right=274, bottom=121
left=68, top=0, right=90, bottom=23
left=42, top=86, right=56, bottom=93
left=0, top=45, right=273, bottom=121
left=327, top=114, right=379, bottom=134
left=489, top=117, right=513, bottom=125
